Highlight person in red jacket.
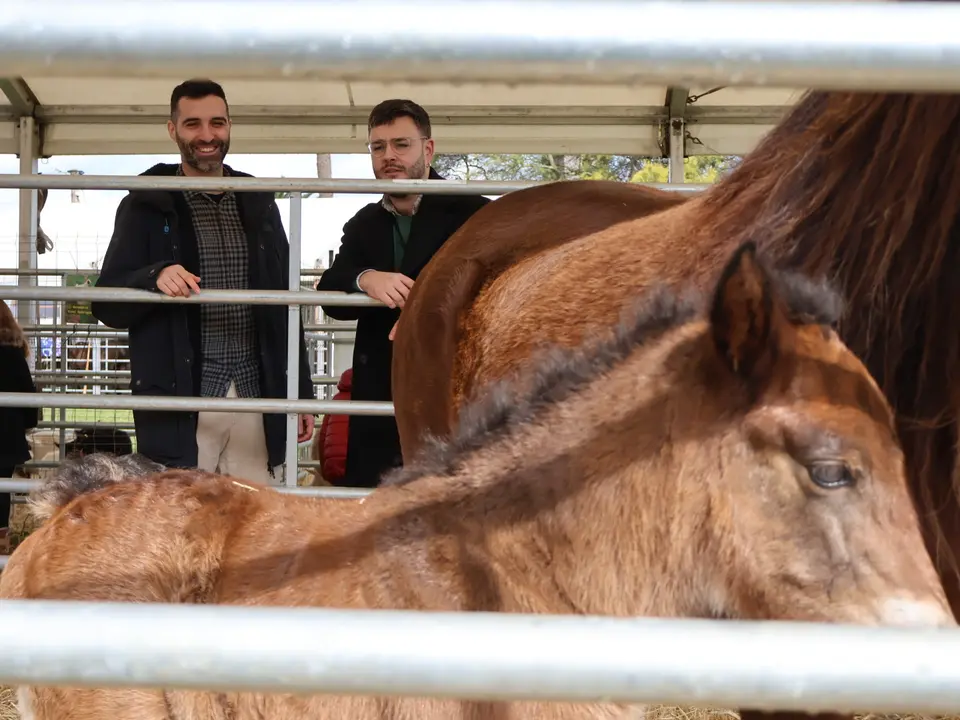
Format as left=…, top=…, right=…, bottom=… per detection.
left=314, top=368, right=353, bottom=485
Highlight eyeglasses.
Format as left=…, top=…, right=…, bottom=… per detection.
left=367, top=136, right=428, bottom=156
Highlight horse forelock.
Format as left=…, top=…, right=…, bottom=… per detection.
left=770, top=267, right=844, bottom=328
left=383, top=260, right=842, bottom=489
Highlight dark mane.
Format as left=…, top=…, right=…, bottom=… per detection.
left=383, top=254, right=842, bottom=488
left=705, top=90, right=960, bottom=409
left=29, top=452, right=166, bottom=523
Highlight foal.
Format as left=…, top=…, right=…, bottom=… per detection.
left=2, top=242, right=952, bottom=720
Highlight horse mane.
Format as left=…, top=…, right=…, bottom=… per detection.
left=703, top=91, right=960, bottom=409
left=29, top=453, right=166, bottom=523
left=384, top=256, right=842, bottom=488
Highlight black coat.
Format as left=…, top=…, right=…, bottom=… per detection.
left=0, top=345, right=38, bottom=469
left=91, top=162, right=314, bottom=470
left=316, top=168, right=490, bottom=487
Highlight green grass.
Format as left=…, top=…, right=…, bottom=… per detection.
left=38, top=408, right=137, bottom=452
left=41, top=407, right=134, bottom=425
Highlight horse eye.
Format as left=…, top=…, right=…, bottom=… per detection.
left=807, top=462, right=856, bottom=490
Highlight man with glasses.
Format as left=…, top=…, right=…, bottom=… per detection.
left=316, top=99, right=490, bottom=487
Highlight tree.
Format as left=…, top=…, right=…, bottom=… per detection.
left=432, top=153, right=741, bottom=185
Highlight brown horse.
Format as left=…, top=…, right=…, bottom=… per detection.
left=3, top=244, right=952, bottom=720
left=392, top=90, right=960, bottom=618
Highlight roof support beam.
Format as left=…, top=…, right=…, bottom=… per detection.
left=0, top=77, right=38, bottom=117
left=665, top=87, right=689, bottom=183
left=666, top=86, right=689, bottom=122
left=28, top=103, right=791, bottom=128
left=35, top=104, right=671, bottom=126
left=16, top=115, right=39, bottom=332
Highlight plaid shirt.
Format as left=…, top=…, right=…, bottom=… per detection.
left=380, top=194, right=422, bottom=216
left=177, top=165, right=261, bottom=399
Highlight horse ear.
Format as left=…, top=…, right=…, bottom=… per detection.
left=709, top=242, right=785, bottom=385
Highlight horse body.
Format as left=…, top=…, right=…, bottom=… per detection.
left=7, top=469, right=640, bottom=719
left=391, top=179, right=688, bottom=450
left=451, top=197, right=723, bottom=414
left=3, top=245, right=951, bottom=719
left=392, top=90, right=960, bottom=615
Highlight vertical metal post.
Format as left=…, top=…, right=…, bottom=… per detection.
left=667, top=117, right=685, bottom=184
left=283, top=192, right=303, bottom=487
left=57, top=321, right=66, bottom=459
left=324, top=337, right=332, bottom=397
left=17, top=117, right=39, bottom=360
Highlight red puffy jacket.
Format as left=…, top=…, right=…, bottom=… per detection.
left=317, top=368, right=352, bottom=484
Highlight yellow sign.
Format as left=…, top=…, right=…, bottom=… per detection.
left=64, top=273, right=98, bottom=324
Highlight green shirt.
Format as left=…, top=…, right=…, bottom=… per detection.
left=392, top=214, right=413, bottom=270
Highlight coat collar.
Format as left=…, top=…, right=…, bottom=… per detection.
left=378, top=166, right=446, bottom=217
left=126, top=161, right=275, bottom=221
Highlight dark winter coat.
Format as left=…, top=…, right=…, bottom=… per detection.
left=0, top=345, right=38, bottom=469
left=315, top=168, right=490, bottom=487
left=91, top=162, right=314, bottom=470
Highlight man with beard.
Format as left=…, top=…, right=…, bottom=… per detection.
left=91, top=78, right=316, bottom=484
left=316, top=99, right=490, bottom=487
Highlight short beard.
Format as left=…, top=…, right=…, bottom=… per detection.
left=381, top=153, right=426, bottom=199
left=176, top=134, right=229, bottom=173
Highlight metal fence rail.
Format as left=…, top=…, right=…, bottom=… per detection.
left=0, top=174, right=707, bottom=195
left=0, top=478, right=371, bottom=498
left=0, top=291, right=387, bottom=411
left=0, top=599, right=958, bottom=713
left=31, top=374, right=343, bottom=386
left=0, top=286, right=380, bottom=306
left=3, top=2, right=960, bottom=92
left=0, top=391, right=394, bottom=416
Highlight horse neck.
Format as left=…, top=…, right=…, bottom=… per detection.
left=388, top=331, right=720, bottom=618
left=494, top=462, right=718, bottom=619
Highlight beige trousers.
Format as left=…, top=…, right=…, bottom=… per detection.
left=195, top=381, right=279, bottom=486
